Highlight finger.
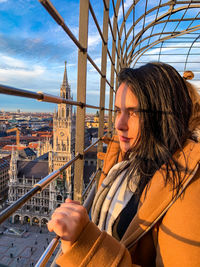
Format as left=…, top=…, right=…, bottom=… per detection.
left=47, top=221, right=53, bottom=232
left=65, top=198, right=80, bottom=205
left=59, top=203, right=85, bottom=214
left=51, top=210, right=74, bottom=221
left=47, top=218, right=69, bottom=240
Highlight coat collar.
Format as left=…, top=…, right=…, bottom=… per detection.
left=121, top=140, right=200, bottom=249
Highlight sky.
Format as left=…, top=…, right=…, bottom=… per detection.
left=0, top=0, right=199, bottom=112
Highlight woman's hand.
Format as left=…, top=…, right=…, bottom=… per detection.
left=48, top=199, right=90, bottom=254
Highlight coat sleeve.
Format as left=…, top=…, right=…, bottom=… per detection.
left=56, top=221, right=138, bottom=267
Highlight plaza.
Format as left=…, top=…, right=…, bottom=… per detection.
left=0, top=222, right=59, bottom=267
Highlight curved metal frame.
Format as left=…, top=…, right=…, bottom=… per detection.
left=114, top=0, right=200, bottom=79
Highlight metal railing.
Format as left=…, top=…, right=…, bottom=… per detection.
left=0, top=137, right=103, bottom=225
left=1, top=0, right=200, bottom=266
left=35, top=182, right=97, bottom=267
left=0, top=84, right=113, bottom=112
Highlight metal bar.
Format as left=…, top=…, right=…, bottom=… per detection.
left=98, top=0, right=110, bottom=176
left=153, top=17, right=200, bottom=23
left=136, top=61, right=200, bottom=63
left=35, top=155, right=81, bottom=189
left=35, top=235, right=60, bottom=267
left=176, top=1, right=200, bottom=4
left=82, top=182, right=96, bottom=213
left=108, top=1, right=118, bottom=135
left=82, top=168, right=100, bottom=198
left=128, top=24, right=200, bottom=66
left=111, top=0, right=117, bottom=18
left=0, top=186, right=39, bottom=224
left=158, top=40, right=200, bottom=43
left=0, top=84, right=114, bottom=112
left=38, top=0, right=114, bottom=91
left=0, top=136, right=102, bottom=225
left=87, top=54, right=113, bottom=90
left=147, top=0, right=162, bottom=46
left=126, top=4, right=200, bottom=62
left=0, top=156, right=80, bottom=224
left=84, top=138, right=100, bottom=154
left=74, top=0, right=89, bottom=203
left=107, top=48, right=114, bottom=66
left=184, top=35, right=200, bottom=71
left=0, top=84, right=43, bottom=100
left=103, top=0, right=109, bottom=11
left=38, top=0, right=86, bottom=52
left=35, top=182, right=97, bottom=267
left=130, top=26, right=200, bottom=66
left=121, top=0, right=128, bottom=66
left=139, top=53, right=200, bottom=55
left=147, top=46, right=200, bottom=48
left=126, top=29, right=200, bottom=60
left=89, top=2, right=106, bottom=45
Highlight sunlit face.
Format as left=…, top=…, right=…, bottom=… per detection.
left=115, top=83, right=140, bottom=153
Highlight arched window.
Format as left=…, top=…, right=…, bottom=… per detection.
left=62, top=108, right=65, bottom=117
left=57, top=195, right=62, bottom=201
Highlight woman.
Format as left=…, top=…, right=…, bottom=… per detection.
left=48, top=62, right=200, bottom=266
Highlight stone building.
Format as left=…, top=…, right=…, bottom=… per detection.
left=0, top=156, right=10, bottom=209
left=7, top=63, right=73, bottom=226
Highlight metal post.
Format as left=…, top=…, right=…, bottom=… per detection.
left=97, top=0, right=110, bottom=175
left=74, top=0, right=89, bottom=202
left=108, top=1, right=119, bottom=136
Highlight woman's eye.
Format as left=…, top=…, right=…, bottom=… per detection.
left=128, top=111, right=137, bottom=117
left=115, top=109, right=121, bottom=115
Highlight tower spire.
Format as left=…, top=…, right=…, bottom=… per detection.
left=63, top=61, right=68, bottom=87
left=60, top=61, right=70, bottom=99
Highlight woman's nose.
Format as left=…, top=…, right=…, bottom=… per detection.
left=115, top=113, right=128, bottom=131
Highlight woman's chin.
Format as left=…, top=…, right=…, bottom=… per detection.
left=120, top=143, right=131, bottom=153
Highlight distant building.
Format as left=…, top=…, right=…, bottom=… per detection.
left=86, top=111, right=109, bottom=128
left=7, top=62, right=74, bottom=226
left=50, top=61, right=73, bottom=209
left=0, top=156, right=10, bottom=209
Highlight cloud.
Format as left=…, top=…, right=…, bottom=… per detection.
left=88, top=34, right=101, bottom=48
left=0, top=65, right=45, bottom=81
left=145, top=42, right=186, bottom=55
left=0, top=52, right=46, bottom=80
left=0, top=33, right=75, bottom=64
left=1, top=54, right=26, bottom=68
left=87, top=90, right=109, bottom=95
left=0, top=0, right=8, bottom=3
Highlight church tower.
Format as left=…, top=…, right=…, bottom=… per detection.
left=49, top=62, right=72, bottom=209
left=53, top=61, right=72, bottom=169
left=8, top=148, right=18, bottom=204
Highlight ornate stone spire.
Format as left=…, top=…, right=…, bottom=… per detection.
left=60, top=61, right=70, bottom=99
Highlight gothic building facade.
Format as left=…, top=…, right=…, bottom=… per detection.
left=8, top=63, right=73, bottom=226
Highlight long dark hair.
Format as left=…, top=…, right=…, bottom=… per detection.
left=117, top=62, right=192, bottom=195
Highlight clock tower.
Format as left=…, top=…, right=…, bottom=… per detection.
left=50, top=62, right=72, bottom=209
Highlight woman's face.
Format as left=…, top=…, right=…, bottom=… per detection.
left=115, top=82, right=140, bottom=153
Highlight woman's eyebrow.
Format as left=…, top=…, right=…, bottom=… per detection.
left=114, top=105, right=120, bottom=110
left=127, top=107, right=139, bottom=111
left=114, top=105, right=138, bottom=109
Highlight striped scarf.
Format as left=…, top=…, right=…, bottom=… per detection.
left=92, top=161, right=140, bottom=236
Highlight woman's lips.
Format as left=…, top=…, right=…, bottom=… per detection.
left=119, top=136, right=130, bottom=142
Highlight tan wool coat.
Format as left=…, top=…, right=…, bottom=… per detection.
left=57, top=137, right=200, bottom=267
